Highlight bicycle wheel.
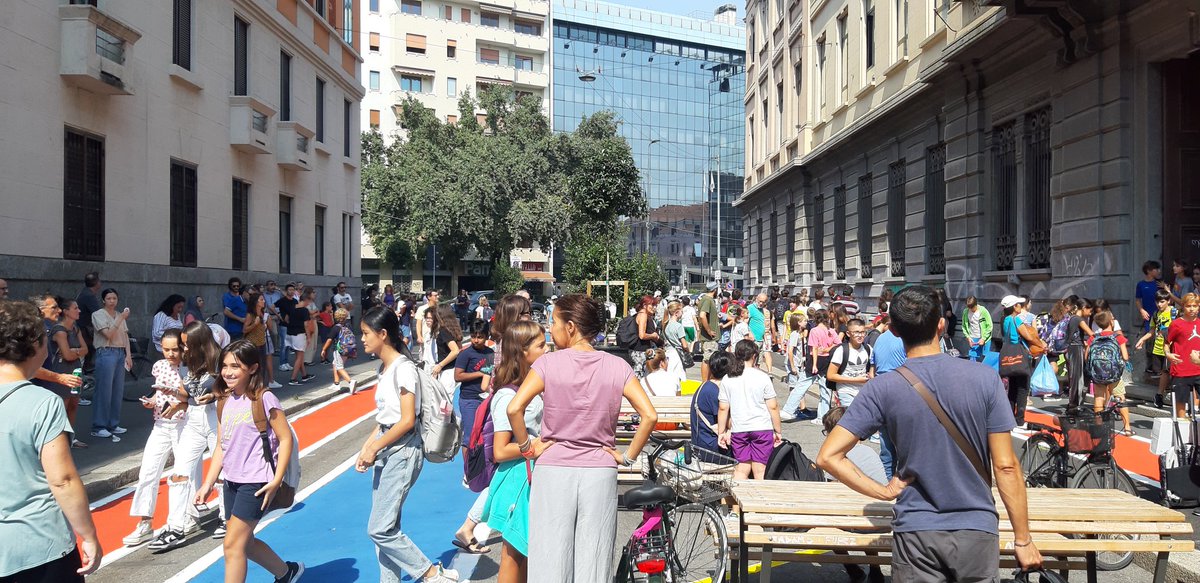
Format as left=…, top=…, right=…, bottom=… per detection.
left=666, top=503, right=727, bottom=583
left=1070, top=461, right=1139, bottom=571
left=1020, top=434, right=1061, bottom=488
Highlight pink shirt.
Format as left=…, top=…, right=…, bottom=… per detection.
left=807, top=325, right=840, bottom=355
left=530, top=349, right=634, bottom=468
left=219, top=391, right=283, bottom=484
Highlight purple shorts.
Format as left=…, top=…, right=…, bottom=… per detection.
left=731, top=430, right=775, bottom=464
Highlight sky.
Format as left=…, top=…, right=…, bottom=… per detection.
left=605, top=0, right=741, bottom=22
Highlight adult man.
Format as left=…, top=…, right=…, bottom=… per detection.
left=263, top=280, right=283, bottom=356
left=275, top=283, right=298, bottom=371
left=832, top=287, right=861, bottom=316
left=818, top=286, right=1042, bottom=580
left=414, top=289, right=440, bottom=345
left=747, top=293, right=773, bottom=373
left=332, top=282, right=354, bottom=321
left=221, top=277, right=247, bottom=340
left=697, top=282, right=721, bottom=381
left=76, top=272, right=102, bottom=373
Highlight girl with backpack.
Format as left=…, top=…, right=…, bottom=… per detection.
left=807, top=309, right=840, bottom=423
left=194, top=340, right=303, bottom=583
left=356, top=307, right=459, bottom=583
left=482, top=320, right=548, bottom=583
left=1087, top=311, right=1132, bottom=435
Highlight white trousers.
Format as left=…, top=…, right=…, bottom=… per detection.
left=168, top=403, right=221, bottom=530
left=129, top=418, right=186, bottom=518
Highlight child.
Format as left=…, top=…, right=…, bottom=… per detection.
left=780, top=313, right=812, bottom=421
left=1088, top=311, right=1132, bottom=435
left=1135, top=290, right=1176, bottom=409
left=124, top=329, right=187, bottom=546
left=730, top=305, right=751, bottom=344
left=716, top=340, right=783, bottom=480
left=1064, top=297, right=1095, bottom=411
left=195, top=340, right=303, bottom=583
left=827, top=318, right=875, bottom=409
left=807, top=309, right=840, bottom=423
left=321, top=308, right=358, bottom=393
left=642, top=348, right=681, bottom=397
left=1165, top=293, right=1200, bottom=419
left=961, top=296, right=993, bottom=362
left=482, top=321, right=548, bottom=583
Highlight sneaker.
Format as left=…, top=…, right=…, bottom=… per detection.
left=288, top=380, right=302, bottom=386
left=1042, top=396, right=1061, bottom=402
left=111, top=426, right=128, bottom=435
left=1156, top=393, right=1165, bottom=409
left=91, top=428, right=113, bottom=438
left=348, top=380, right=359, bottom=394
left=111, top=435, right=121, bottom=443
left=280, top=363, right=293, bottom=371
left=423, top=564, right=459, bottom=582
left=779, top=411, right=796, bottom=422
left=78, top=398, right=91, bottom=406
left=122, top=521, right=154, bottom=546
left=300, top=374, right=315, bottom=382
left=274, top=561, right=305, bottom=583
left=147, top=528, right=188, bottom=551
left=211, top=521, right=226, bottom=539
left=71, top=439, right=88, bottom=449
left=268, top=381, right=283, bottom=389
left=809, top=418, right=822, bottom=425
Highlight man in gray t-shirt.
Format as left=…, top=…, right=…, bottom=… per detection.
left=816, top=285, right=1043, bottom=580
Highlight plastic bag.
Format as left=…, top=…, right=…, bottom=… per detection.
left=1030, top=356, right=1059, bottom=397
left=983, top=350, right=1000, bottom=372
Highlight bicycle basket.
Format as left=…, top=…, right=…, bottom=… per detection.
left=1057, top=411, right=1116, bottom=455
left=653, top=447, right=737, bottom=504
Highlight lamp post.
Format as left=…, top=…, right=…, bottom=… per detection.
left=645, top=138, right=660, bottom=253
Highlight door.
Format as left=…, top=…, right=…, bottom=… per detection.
left=1162, top=55, right=1200, bottom=266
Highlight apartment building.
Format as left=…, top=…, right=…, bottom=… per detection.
left=360, top=0, right=551, bottom=293
left=0, top=0, right=364, bottom=335
left=738, top=0, right=1200, bottom=327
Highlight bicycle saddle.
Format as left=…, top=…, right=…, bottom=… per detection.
left=622, top=481, right=676, bottom=510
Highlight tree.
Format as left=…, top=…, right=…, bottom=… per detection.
left=561, top=231, right=668, bottom=314
left=490, top=262, right=524, bottom=296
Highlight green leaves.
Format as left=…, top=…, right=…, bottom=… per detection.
left=560, top=232, right=668, bottom=313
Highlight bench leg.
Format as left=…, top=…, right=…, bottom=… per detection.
left=738, top=511, right=749, bottom=583
left=1152, top=552, right=1169, bottom=583
left=1085, top=551, right=1097, bottom=583
left=1058, top=555, right=1070, bottom=582
left=761, top=544, right=773, bottom=582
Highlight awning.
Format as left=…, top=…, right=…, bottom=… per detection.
left=521, top=271, right=555, bottom=283
left=392, top=64, right=435, bottom=77
left=477, top=76, right=512, bottom=86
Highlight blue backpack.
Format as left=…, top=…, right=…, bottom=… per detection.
left=1046, top=319, right=1070, bottom=355
left=1086, top=334, right=1124, bottom=385
left=335, top=324, right=357, bottom=359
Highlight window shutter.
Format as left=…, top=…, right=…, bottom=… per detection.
left=369, top=109, right=380, bottom=128
left=234, top=17, right=248, bottom=95
left=173, top=0, right=192, bottom=69
left=369, top=32, right=380, bottom=51
left=406, top=34, right=426, bottom=51
left=461, top=8, right=471, bottom=22
left=480, top=48, right=499, bottom=63
left=444, top=5, right=452, bottom=19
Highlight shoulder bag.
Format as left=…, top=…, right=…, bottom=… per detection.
left=895, top=366, right=991, bottom=487
left=999, top=318, right=1033, bottom=378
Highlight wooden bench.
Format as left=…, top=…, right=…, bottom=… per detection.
left=731, top=480, right=1193, bottom=583
left=618, top=395, right=694, bottom=443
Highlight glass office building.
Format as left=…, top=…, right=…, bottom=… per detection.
left=552, top=0, right=745, bottom=287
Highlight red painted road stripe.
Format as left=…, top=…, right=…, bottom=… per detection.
left=1024, top=410, right=1159, bottom=481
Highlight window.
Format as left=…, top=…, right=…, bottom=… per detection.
left=757, top=217, right=766, bottom=280
left=63, top=128, right=105, bottom=261
left=172, top=0, right=192, bottom=69
left=443, top=5, right=452, bottom=19
left=279, top=51, right=291, bottom=121
left=812, top=194, right=825, bottom=279
left=1024, top=106, right=1052, bottom=269
left=776, top=82, right=784, bottom=146
left=838, top=15, right=848, bottom=99
left=232, top=179, right=250, bottom=270
left=370, top=0, right=379, bottom=12
left=315, top=78, right=325, bottom=142
left=342, top=214, right=353, bottom=277
left=447, top=76, right=457, bottom=96
left=169, top=160, right=198, bottom=267
left=446, top=114, right=458, bottom=123
left=233, top=16, right=249, bottom=95
left=400, top=0, right=421, bottom=15
left=406, top=33, right=426, bottom=54
left=895, top=0, right=908, bottom=59
left=461, top=8, right=470, bottom=23
left=315, top=206, right=326, bottom=275
left=771, top=211, right=780, bottom=278
left=476, top=113, right=486, bottom=125
left=785, top=204, right=796, bottom=277
left=400, top=75, right=423, bottom=92
left=992, top=121, right=1017, bottom=270
left=369, top=70, right=380, bottom=91
left=925, top=144, right=947, bottom=274
left=315, top=0, right=326, bottom=17
left=816, top=40, right=826, bottom=110
left=95, top=28, right=125, bottom=64
left=368, top=32, right=380, bottom=52
left=279, top=196, right=292, bottom=273
left=864, top=1, right=875, bottom=69
left=834, top=186, right=846, bottom=279
left=369, top=109, right=380, bottom=128
left=447, top=39, right=457, bottom=58
left=343, top=99, right=352, bottom=156
left=857, top=174, right=873, bottom=276
left=887, top=160, right=906, bottom=276
left=515, top=55, right=533, bottom=70
left=343, top=0, right=353, bottom=44
left=479, top=48, right=500, bottom=65
left=514, top=19, right=541, bottom=36
left=481, top=11, right=499, bottom=27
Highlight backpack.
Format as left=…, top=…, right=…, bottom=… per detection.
left=335, top=324, right=357, bottom=358
left=1086, top=334, right=1125, bottom=385
left=1046, top=319, right=1070, bottom=355
left=616, top=315, right=641, bottom=350
left=764, top=440, right=825, bottom=482
left=395, top=356, right=462, bottom=463
left=464, top=392, right=498, bottom=492
left=826, top=343, right=873, bottom=391
left=217, top=391, right=301, bottom=509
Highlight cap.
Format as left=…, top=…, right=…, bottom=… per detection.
left=654, top=290, right=662, bottom=297
left=1000, top=295, right=1026, bottom=308
left=550, top=295, right=558, bottom=300
left=706, top=281, right=719, bottom=290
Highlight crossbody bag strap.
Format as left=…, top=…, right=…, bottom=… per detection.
left=895, top=366, right=992, bottom=487
left=0, top=383, right=29, bottom=408
left=692, top=394, right=719, bottom=434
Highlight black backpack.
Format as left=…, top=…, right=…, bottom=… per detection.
left=615, top=315, right=641, bottom=350
left=826, top=343, right=873, bottom=391
left=764, top=440, right=825, bottom=482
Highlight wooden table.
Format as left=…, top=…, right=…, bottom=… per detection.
left=731, top=480, right=1193, bottom=583
left=619, top=395, right=694, bottom=425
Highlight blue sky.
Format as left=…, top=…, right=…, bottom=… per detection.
left=606, top=0, right=741, bottom=22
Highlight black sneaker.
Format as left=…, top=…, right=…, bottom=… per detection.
left=288, top=380, right=302, bottom=386
left=147, top=529, right=187, bottom=551
left=300, top=374, right=315, bottom=382
left=274, top=561, right=305, bottom=583
left=1155, top=393, right=1165, bottom=409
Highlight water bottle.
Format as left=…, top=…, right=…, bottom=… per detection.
left=70, top=368, right=82, bottom=395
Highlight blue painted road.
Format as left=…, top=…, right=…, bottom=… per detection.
left=188, top=457, right=478, bottom=582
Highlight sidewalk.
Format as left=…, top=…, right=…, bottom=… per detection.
left=77, top=356, right=381, bottom=501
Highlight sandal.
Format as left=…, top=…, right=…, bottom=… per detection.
left=451, top=538, right=490, bottom=554
left=1118, top=429, right=1135, bottom=437
left=71, top=439, right=89, bottom=449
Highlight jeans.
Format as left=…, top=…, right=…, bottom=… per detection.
left=783, top=371, right=814, bottom=415
left=968, top=338, right=986, bottom=362
left=814, top=375, right=832, bottom=420
left=879, top=429, right=896, bottom=481
left=468, top=488, right=488, bottom=523
left=92, top=347, right=126, bottom=432
left=169, top=403, right=220, bottom=530
left=370, top=432, right=433, bottom=582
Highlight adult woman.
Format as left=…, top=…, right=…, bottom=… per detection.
left=242, top=292, right=273, bottom=387
left=151, top=294, right=187, bottom=359
left=507, top=294, right=657, bottom=582
left=662, top=300, right=688, bottom=382
left=184, top=295, right=206, bottom=326
left=302, top=289, right=319, bottom=366
left=431, top=305, right=464, bottom=391
left=90, top=288, right=131, bottom=441
left=51, top=299, right=89, bottom=448
left=0, top=300, right=102, bottom=582
left=382, top=284, right=396, bottom=310
left=356, top=308, right=459, bottom=583
left=1001, top=297, right=1048, bottom=427
left=631, top=295, right=661, bottom=378
left=396, top=297, right=415, bottom=348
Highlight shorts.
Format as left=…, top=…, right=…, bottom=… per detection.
left=1172, top=375, right=1200, bottom=404
left=1149, top=353, right=1168, bottom=375
left=893, top=530, right=999, bottom=583
left=223, top=480, right=271, bottom=523
left=331, top=350, right=345, bottom=371
left=459, top=397, right=482, bottom=438
left=731, top=430, right=774, bottom=465
left=288, top=333, right=307, bottom=352
left=0, top=550, right=84, bottom=583
left=700, top=340, right=719, bottom=362
left=758, top=339, right=771, bottom=357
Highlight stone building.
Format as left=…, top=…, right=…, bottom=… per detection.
left=737, top=0, right=1200, bottom=329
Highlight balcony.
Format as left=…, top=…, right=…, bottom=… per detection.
left=276, top=121, right=315, bottom=171
left=229, top=96, right=275, bottom=154
left=59, top=4, right=141, bottom=95
left=513, top=66, right=547, bottom=88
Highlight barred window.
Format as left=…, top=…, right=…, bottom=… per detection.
left=232, top=179, right=250, bottom=270
left=785, top=204, right=796, bottom=278
left=857, top=174, right=872, bottom=277
left=169, top=160, right=198, bottom=267
left=992, top=121, right=1017, bottom=271
left=834, top=186, right=846, bottom=280
left=887, top=161, right=906, bottom=277
left=770, top=211, right=779, bottom=280
left=1024, top=107, right=1052, bottom=269
left=812, top=194, right=825, bottom=280
left=925, top=144, right=947, bottom=275
left=63, top=129, right=105, bottom=261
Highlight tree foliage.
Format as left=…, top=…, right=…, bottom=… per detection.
left=360, top=87, right=645, bottom=270
left=490, top=262, right=525, bottom=296
left=561, top=231, right=668, bottom=314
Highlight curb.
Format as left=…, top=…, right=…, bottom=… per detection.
left=81, top=369, right=380, bottom=503
left=1134, top=548, right=1200, bottom=583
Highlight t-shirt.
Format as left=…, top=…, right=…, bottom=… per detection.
left=454, top=345, right=494, bottom=401
left=0, top=382, right=75, bottom=577
left=219, top=390, right=284, bottom=483
left=717, top=367, right=776, bottom=433
left=870, top=330, right=907, bottom=374
left=1178, top=278, right=1197, bottom=297
left=747, top=304, right=766, bottom=341
left=531, top=349, right=633, bottom=468
left=1151, top=308, right=1175, bottom=356
left=697, top=294, right=719, bottom=341
left=807, top=325, right=840, bottom=373
left=1067, top=315, right=1087, bottom=346
left=263, top=290, right=283, bottom=317
left=490, top=386, right=542, bottom=437
left=643, top=370, right=680, bottom=396
left=332, top=292, right=354, bottom=312
left=681, top=306, right=697, bottom=328
left=375, top=357, right=421, bottom=426
left=76, top=289, right=101, bottom=331
left=436, top=329, right=458, bottom=363
left=966, top=309, right=982, bottom=338
left=664, top=320, right=685, bottom=351
left=825, top=444, right=887, bottom=484
left=838, top=354, right=1015, bottom=534
left=732, top=322, right=751, bottom=342
left=149, top=360, right=186, bottom=421
left=830, top=343, right=871, bottom=399
left=1087, top=330, right=1127, bottom=347
left=690, top=380, right=721, bottom=454
left=833, top=299, right=861, bottom=316
left=274, top=296, right=297, bottom=328
left=286, top=303, right=310, bottom=336
left=1136, top=280, right=1160, bottom=327
left=91, top=309, right=129, bottom=350
left=1091, top=318, right=1123, bottom=335
left=1167, top=318, right=1200, bottom=378
left=223, top=292, right=247, bottom=336
left=787, top=331, right=804, bottom=372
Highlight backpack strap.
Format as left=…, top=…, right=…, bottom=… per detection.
left=0, top=382, right=31, bottom=409
left=895, top=366, right=991, bottom=487
left=253, top=391, right=277, bottom=472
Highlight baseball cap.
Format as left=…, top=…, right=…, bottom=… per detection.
left=654, top=290, right=662, bottom=297
left=1000, top=295, right=1026, bottom=308
left=706, top=281, right=719, bottom=290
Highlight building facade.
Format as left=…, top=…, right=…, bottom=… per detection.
left=552, top=0, right=747, bottom=289
left=738, top=0, right=1200, bottom=328
left=0, top=0, right=364, bottom=335
left=359, top=0, right=552, bottom=294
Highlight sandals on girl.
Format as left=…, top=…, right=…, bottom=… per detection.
left=451, top=538, right=490, bottom=554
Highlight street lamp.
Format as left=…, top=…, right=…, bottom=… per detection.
left=576, top=66, right=600, bottom=82
left=645, top=139, right=660, bottom=253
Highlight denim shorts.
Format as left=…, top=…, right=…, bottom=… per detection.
left=224, top=480, right=270, bottom=523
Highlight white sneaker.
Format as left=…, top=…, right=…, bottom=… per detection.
left=809, top=418, right=822, bottom=425
left=112, top=426, right=128, bottom=435
left=280, top=363, right=293, bottom=371
left=268, top=381, right=283, bottom=389
left=348, top=380, right=358, bottom=394
left=91, top=429, right=113, bottom=438
left=423, top=564, right=459, bottom=582
left=122, top=521, right=154, bottom=546
left=779, top=411, right=796, bottom=422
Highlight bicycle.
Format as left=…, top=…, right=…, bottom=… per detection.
left=1018, top=402, right=1139, bottom=571
left=614, top=433, right=733, bottom=583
